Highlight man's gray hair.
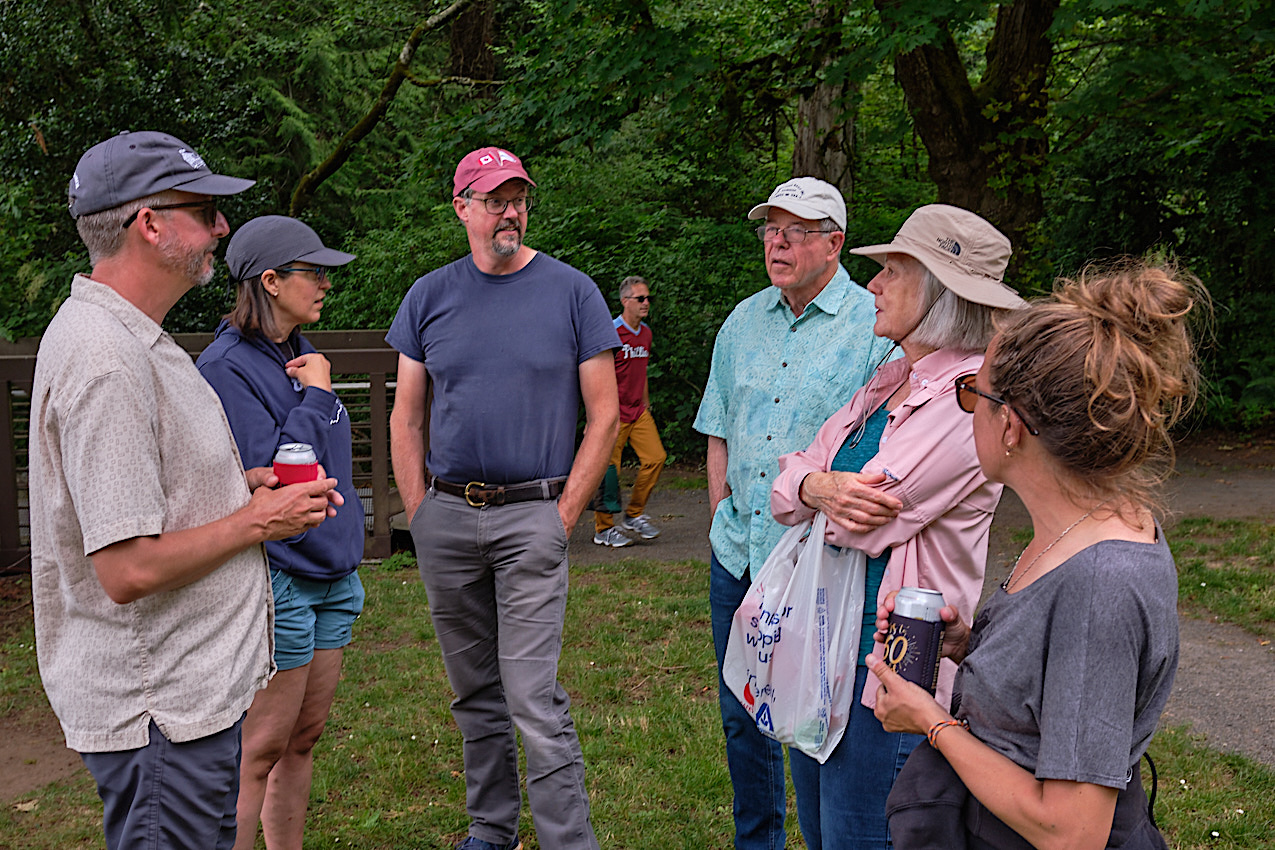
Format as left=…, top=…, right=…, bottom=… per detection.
left=75, top=189, right=179, bottom=265
left=909, top=268, right=1000, bottom=351
left=619, top=275, right=648, bottom=300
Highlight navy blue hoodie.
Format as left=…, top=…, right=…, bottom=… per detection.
left=197, top=321, right=364, bottom=581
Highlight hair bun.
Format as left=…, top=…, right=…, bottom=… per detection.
left=1057, top=262, right=1195, bottom=350
left=988, top=258, right=1205, bottom=514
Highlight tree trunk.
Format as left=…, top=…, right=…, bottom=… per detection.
left=875, top=0, right=1060, bottom=280
left=792, top=0, right=856, bottom=200
left=794, top=78, right=857, bottom=202
left=448, top=0, right=495, bottom=87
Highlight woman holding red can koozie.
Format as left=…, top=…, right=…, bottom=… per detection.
left=197, top=216, right=365, bottom=850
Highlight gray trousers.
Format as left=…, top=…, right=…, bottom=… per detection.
left=411, top=487, right=599, bottom=850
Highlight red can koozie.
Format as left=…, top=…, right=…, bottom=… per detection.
left=273, top=443, right=319, bottom=485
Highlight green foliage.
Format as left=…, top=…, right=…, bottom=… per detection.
left=4, top=0, right=1275, bottom=439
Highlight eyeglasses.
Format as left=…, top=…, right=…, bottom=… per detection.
left=954, top=374, right=1040, bottom=436
left=121, top=200, right=219, bottom=230
left=471, top=194, right=534, bottom=215
left=755, top=224, right=840, bottom=244
left=624, top=295, right=653, bottom=303
left=275, top=266, right=330, bottom=282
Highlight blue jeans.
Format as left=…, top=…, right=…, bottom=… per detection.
left=789, top=666, right=923, bottom=850
left=710, top=551, right=786, bottom=850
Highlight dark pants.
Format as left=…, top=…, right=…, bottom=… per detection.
left=80, top=717, right=243, bottom=850
left=710, top=551, right=787, bottom=850
left=789, top=666, right=922, bottom=850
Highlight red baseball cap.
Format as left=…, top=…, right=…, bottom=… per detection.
left=453, top=147, right=536, bottom=196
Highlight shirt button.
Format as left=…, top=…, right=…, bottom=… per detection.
left=921, top=379, right=929, bottom=388
left=760, top=471, right=766, bottom=478
left=774, top=398, right=780, bottom=403
left=766, top=435, right=773, bottom=441
left=755, top=509, right=762, bottom=515
left=782, top=362, right=788, bottom=367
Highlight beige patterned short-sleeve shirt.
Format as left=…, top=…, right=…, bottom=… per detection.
left=30, top=275, right=273, bottom=753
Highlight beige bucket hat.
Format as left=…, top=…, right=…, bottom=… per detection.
left=849, top=204, right=1026, bottom=309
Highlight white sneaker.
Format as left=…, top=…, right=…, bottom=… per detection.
left=618, top=514, right=661, bottom=539
left=593, top=527, right=634, bottom=548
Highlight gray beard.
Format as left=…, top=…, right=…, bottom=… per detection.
left=492, top=227, right=521, bottom=257
left=158, top=233, right=215, bottom=287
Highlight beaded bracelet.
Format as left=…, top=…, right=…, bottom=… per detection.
left=926, top=718, right=970, bottom=749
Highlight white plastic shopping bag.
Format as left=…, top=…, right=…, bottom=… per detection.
left=722, top=512, right=867, bottom=763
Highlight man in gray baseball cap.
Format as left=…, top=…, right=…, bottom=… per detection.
left=30, top=131, right=342, bottom=850
left=693, top=176, right=896, bottom=849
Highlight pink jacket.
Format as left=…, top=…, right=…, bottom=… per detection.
left=770, top=348, right=1002, bottom=710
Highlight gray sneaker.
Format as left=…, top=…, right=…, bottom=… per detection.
left=619, top=513, right=661, bottom=539
left=593, top=527, right=634, bottom=548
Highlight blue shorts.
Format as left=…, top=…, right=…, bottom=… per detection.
left=81, top=717, right=243, bottom=850
left=270, top=569, right=365, bottom=671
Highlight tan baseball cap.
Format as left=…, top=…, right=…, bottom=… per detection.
left=849, top=204, right=1026, bottom=309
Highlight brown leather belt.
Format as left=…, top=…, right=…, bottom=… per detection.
left=431, top=476, right=566, bottom=507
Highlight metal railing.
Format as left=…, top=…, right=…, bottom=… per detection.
left=1, top=330, right=401, bottom=575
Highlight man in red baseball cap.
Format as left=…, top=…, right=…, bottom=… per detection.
left=387, top=147, right=618, bottom=850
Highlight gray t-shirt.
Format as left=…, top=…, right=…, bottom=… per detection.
left=954, top=529, right=1178, bottom=789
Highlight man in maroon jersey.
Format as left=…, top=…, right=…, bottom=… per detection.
left=593, top=275, right=668, bottom=547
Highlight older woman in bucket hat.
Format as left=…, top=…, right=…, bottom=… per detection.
left=769, top=204, right=1027, bottom=850
left=196, top=216, right=365, bottom=850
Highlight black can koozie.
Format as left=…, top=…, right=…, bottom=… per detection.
left=883, top=587, right=946, bottom=694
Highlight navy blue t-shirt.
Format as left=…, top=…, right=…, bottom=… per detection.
left=386, top=252, right=619, bottom=484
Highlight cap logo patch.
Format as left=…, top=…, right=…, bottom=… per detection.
left=497, top=149, right=518, bottom=165
left=72, top=173, right=81, bottom=189
left=479, top=154, right=494, bottom=165
left=937, top=237, right=961, bottom=256
left=773, top=185, right=806, bottom=200
left=178, top=149, right=206, bottom=170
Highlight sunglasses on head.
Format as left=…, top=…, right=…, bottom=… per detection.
left=121, top=200, right=219, bottom=230
left=954, top=373, right=1040, bottom=436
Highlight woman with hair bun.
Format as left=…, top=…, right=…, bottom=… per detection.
left=868, top=260, right=1200, bottom=850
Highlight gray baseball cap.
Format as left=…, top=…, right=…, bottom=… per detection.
left=68, top=130, right=256, bottom=218
left=747, top=177, right=847, bottom=231
left=225, top=216, right=356, bottom=282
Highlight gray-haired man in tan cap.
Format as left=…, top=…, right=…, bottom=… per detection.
left=30, top=131, right=343, bottom=850
left=692, top=177, right=896, bottom=850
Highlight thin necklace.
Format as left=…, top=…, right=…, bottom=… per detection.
left=1002, top=501, right=1108, bottom=592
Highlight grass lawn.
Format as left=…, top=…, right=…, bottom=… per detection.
left=2, top=518, right=1274, bottom=847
